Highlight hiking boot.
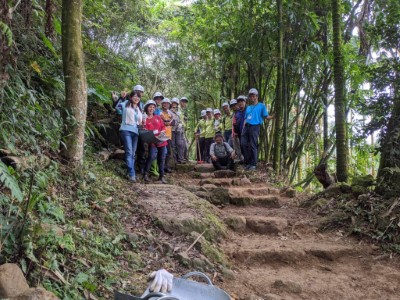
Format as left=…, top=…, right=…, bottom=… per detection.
left=159, top=177, right=167, bottom=184
left=143, top=174, right=150, bottom=183
left=128, top=175, right=136, bottom=182
left=164, top=168, right=172, bottom=173
left=248, top=166, right=256, bottom=171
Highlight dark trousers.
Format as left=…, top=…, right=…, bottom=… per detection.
left=204, top=137, right=214, bottom=163
left=241, top=124, right=260, bottom=167
left=212, top=154, right=234, bottom=170
left=224, top=130, right=232, bottom=147
left=145, top=145, right=167, bottom=178
left=165, top=140, right=173, bottom=170
left=136, top=135, right=147, bottom=173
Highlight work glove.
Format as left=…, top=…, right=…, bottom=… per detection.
left=148, top=269, right=173, bottom=293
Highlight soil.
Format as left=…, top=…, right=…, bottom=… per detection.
left=170, top=165, right=400, bottom=300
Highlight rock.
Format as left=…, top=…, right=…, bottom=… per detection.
left=221, top=267, right=235, bottom=280
left=264, top=293, right=282, bottom=300
left=126, top=232, right=139, bottom=243
left=209, top=187, right=230, bottom=205
left=272, top=279, right=302, bottom=294
left=232, top=177, right=251, bottom=186
left=194, top=164, right=214, bottom=173
left=184, top=185, right=200, bottom=193
left=176, top=252, right=191, bottom=267
left=214, top=170, right=236, bottom=178
left=40, top=223, right=63, bottom=238
left=284, top=188, right=296, bottom=198
left=77, top=219, right=94, bottom=228
left=351, top=174, right=375, bottom=187
left=0, top=263, right=29, bottom=298
left=110, top=149, right=125, bottom=160
left=246, top=216, right=288, bottom=234
left=96, top=149, right=111, bottom=161
left=200, top=184, right=218, bottom=192
left=224, top=215, right=247, bottom=232
left=193, top=191, right=210, bottom=200
left=13, top=287, right=59, bottom=299
left=189, top=232, right=228, bottom=265
left=175, top=163, right=195, bottom=173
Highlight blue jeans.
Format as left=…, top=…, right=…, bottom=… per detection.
left=120, top=130, right=139, bottom=177
left=241, top=124, right=260, bottom=167
left=224, top=130, right=232, bottom=146
left=145, top=145, right=167, bottom=177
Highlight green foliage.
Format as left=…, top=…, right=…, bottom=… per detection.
left=0, top=21, right=13, bottom=46
left=0, top=161, right=23, bottom=201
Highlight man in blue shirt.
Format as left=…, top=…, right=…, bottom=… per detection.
left=241, top=88, right=274, bottom=170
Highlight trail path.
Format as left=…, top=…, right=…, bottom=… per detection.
left=178, top=164, right=400, bottom=300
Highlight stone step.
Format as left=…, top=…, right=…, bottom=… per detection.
left=194, top=163, right=215, bottom=173
left=224, top=215, right=288, bottom=234
left=224, top=237, right=364, bottom=266
left=229, top=195, right=281, bottom=207
left=227, top=186, right=281, bottom=196
left=199, top=177, right=252, bottom=187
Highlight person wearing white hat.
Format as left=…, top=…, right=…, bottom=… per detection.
left=170, top=98, right=186, bottom=163
left=179, top=97, right=189, bottom=161
left=153, top=92, right=164, bottom=116
left=204, top=108, right=215, bottom=163
left=142, top=100, right=168, bottom=183
left=160, top=98, right=174, bottom=173
left=241, top=88, right=273, bottom=171
left=194, top=110, right=207, bottom=162
left=213, top=109, right=223, bottom=133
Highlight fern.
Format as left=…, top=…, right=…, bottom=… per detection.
left=0, top=21, right=13, bottom=46
left=0, top=161, right=23, bottom=201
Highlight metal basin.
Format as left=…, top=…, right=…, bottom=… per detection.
left=115, top=272, right=231, bottom=300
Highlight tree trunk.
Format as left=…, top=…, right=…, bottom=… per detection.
left=331, top=0, right=348, bottom=182
left=61, top=0, right=87, bottom=169
left=273, top=0, right=283, bottom=173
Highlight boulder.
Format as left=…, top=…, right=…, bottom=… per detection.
left=224, top=215, right=247, bottom=232
left=0, top=263, right=29, bottom=298
left=245, top=216, right=288, bottom=234
left=209, top=187, right=231, bottom=205
left=194, top=164, right=214, bottom=173
left=232, top=177, right=251, bottom=186
left=284, top=188, right=296, bottom=198
left=272, top=279, right=302, bottom=294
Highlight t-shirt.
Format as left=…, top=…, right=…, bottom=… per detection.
left=222, top=113, right=232, bottom=131
left=245, top=103, right=268, bottom=125
left=204, top=119, right=215, bottom=138
left=145, top=115, right=168, bottom=147
left=195, top=119, right=207, bottom=138
left=210, top=142, right=233, bottom=158
left=233, top=109, right=246, bottom=134
left=160, top=110, right=173, bottom=139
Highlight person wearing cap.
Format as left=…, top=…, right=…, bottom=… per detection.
left=133, top=85, right=145, bottom=111
left=210, top=132, right=235, bottom=171
left=232, top=96, right=246, bottom=163
left=194, top=110, right=207, bottom=162
left=179, top=97, right=189, bottom=161
left=241, top=88, right=273, bottom=171
left=142, top=100, right=168, bottom=184
left=204, top=108, right=215, bottom=163
left=213, top=109, right=223, bottom=133
left=221, top=102, right=233, bottom=146
left=115, top=91, right=143, bottom=182
left=160, top=98, right=174, bottom=173
left=170, top=98, right=186, bottom=163
left=153, top=92, right=164, bottom=116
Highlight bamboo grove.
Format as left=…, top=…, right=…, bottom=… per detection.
left=0, top=0, right=399, bottom=195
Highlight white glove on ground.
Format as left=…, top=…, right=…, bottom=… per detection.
left=148, top=269, right=173, bottom=293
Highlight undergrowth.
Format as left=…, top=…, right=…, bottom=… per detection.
left=0, top=155, right=180, bottom=299
left=303, top=186, right=400, bottom=253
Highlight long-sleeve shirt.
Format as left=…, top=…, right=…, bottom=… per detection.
left=195, top=119, right=207, bottom=138
left=116, top=101, right=142, bottom=134
left=233, top=109, right=246, bottom=135
left=222, top=113, right=233, bottom=131
left=204, top=119, right=215, bottom=138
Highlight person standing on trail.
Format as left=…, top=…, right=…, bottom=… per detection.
left=179, top=97, right=190, bottom=161
left=153, top=92, right=164, bottom=116
left=232, top=96, right=246, bottom=163
left=210, top=132, right=235, bottom=171
left=213, top=109, right=223, bottom=134
left=116, top=91, right=143, bottom=182
left=241, top=88, right=274, bottom=171
left=171, top=98, right=186, bottom=163
left=204, top=108, right=215, bottom=163
left=160, top=98, right=174, bottom=173
left=142, top=100, right=168, bottom=184
left=221, top=102, right=233, bottom=146
left=195, top=110, right=207, bottom=162
left=133, top=85, right=145, bottom=110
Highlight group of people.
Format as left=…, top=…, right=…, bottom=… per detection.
left=195, top=88, right=273, bottom=171
left=112, top=85, right=189, bottom=183
left=112, top=85, right=273, bottom=183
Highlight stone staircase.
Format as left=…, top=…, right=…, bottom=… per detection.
left=176, top=163, right=400, bottom=300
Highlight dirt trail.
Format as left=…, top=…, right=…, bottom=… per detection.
left=182, top=164, right=400, bottom=300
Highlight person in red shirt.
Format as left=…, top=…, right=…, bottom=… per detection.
left=143, top=100, right=168, bottom=184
